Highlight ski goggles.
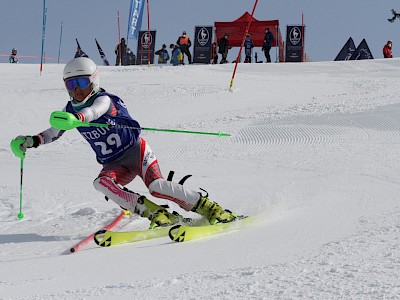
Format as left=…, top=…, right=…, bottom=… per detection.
left=64, top=77, right=91, bottom=91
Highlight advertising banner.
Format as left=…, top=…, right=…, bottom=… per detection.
left=193, top=26, right=213, bottom=64
left=285, top=25, right=305, bottom=62
left=136, top=30, right=156, bottom=64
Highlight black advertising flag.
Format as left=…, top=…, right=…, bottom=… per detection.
left=350, top=39, right=374, bottom=60
left=74, top=39, right=89, bottom=58
left=334, top=37, right=356, bottom=61
left=285, top=25, right=305, bottom=62
left=136, top=30, right=156, bottom=65
left=95, top=38, right=110, bottom=66
left=193, top=26, right=213, bottom=64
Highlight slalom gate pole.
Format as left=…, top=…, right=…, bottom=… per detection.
left=229, top=0, right=259, bottom=92
left=57, top=21, right=63, bottom=64
left=146, top=0, right=151, bottom=67
left=50, top=111, right=231, bottom=137
left=39, top=0, right=47, bottom=75
left=117, top=11, right=122, bottom=66
left=18, top=158, right=24, bottom=220
left=70, top=210, right=128, bottom=253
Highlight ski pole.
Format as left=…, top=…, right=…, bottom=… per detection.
left=10, top=139, right=26, bottom=219
left=18, top=158, right=24, bottom=219
left=50, top=111, right=231, bottom=137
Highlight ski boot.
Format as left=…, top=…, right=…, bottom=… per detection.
left=135, top=196, right=183, bottom=229
left=192, top=195, right=237, bottom=225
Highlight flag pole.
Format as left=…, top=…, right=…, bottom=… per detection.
left=146, top=0, right=151, bottom=67
left=301, top=12, right=305, bottom=62
left=40, top=0, right=47, bottom=75
left=117, top=11, right=121, bottom=66
left=229, top=0, right=259, bottom=92
left=57, top=21, right=63, bottom=64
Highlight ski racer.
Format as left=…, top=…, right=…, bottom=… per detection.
left=11, top=57, right=237, bottom=228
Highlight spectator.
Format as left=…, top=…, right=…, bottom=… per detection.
left=244, top=34, right=254, bottom=63
left=170, top=44, right=182, bottom=66
left=115, top=38, right=128, bottom=65
left=262, top=28, right=275, bottom=63
left=155, top=44, right=170, bottom=64
left=176, top=31, right=192, bottom=64
left=9, top=48, right=18, bottom=63
left=383, top=40, right=393, bottom=58
left=127, top=48, right=136, bottom=65
left=218, top=33, right=230, bottom=64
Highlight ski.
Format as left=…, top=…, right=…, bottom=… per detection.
left=94, top=227, right=171, bottom=247
left=70, top=210, right=129, bottom=253
left=93, top=218, right=204, bottom=247
left=168, top=215, right=252, bottom=242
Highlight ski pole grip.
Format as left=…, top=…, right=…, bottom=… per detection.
left=50, top=111, right=88, bottom=130
left=10, top=139, right=26, bottom=159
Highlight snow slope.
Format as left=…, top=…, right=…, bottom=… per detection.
left=1, top=59, right=400, bottom=299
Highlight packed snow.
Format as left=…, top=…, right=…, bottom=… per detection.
left=1, top=59, right=400, bottom=299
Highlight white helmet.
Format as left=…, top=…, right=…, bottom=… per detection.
left=63, top=57, right=100, bottom=96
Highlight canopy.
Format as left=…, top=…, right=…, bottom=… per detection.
left=214, top=12, right=284, bottom=61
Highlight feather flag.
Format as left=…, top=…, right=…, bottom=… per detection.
left=95, top=38, right=110, bottom=66
left=127, top=0, right=145, bottom=40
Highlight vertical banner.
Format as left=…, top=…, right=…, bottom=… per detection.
left=285, top=25, right=305, bottom=62
left=95, top=38, right=110, bottom=66
left=136, top=30, right=156, bottom=64
left=127, top=0, right=145, bottom=40
left=193, top=26, right=213, bottom=64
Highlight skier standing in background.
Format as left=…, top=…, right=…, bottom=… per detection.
left=11, top=57, right=238, bottom=228
left=9, top=48, right=18, bottom=63
left=244, top=34, right=254, bottom=63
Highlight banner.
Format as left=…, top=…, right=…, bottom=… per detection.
left=334, top=37, right=356, bottom=61
left=74, top=39, right=89, bottom=58
left=350, top=39, right=374, bottom=60
left=95, top=38, right=110, bottom=66
left=285, top=25, right=305, bottom=62
left=136, top=30, right=156, bottom=64
left=193, top=26, right=213, bottom=64
left=127, top=0, right=145, bottom=40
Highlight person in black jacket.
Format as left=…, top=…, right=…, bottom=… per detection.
left=115, top=38, right=128, bottom=66
left=218, top=33, right=230, bottom=64
left=176, top=31, right=192, bottom=64
left=262, top=28, right=274, bottom=63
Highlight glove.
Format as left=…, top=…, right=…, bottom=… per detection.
left=15, top=135, right=35, bottom=152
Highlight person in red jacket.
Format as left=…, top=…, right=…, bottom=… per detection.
left=383, top=40, right=393, bottom=58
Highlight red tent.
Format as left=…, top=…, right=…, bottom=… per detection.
left=214, top=12, right=284, bottom=62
